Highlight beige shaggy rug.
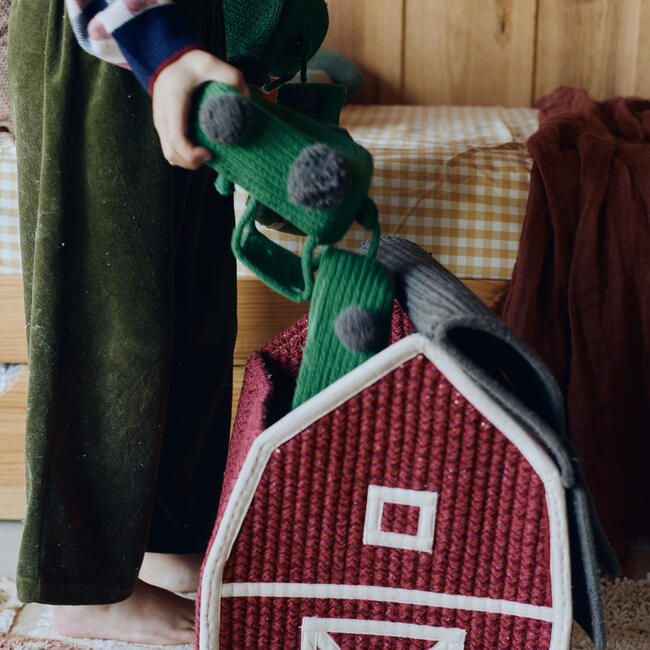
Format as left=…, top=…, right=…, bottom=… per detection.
left=1, top=575, right=649, bottom=649
left=0, top=577, right=191, bottom=649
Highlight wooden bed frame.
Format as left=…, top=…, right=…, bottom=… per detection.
left=2, top=0, right=646, bottom=520
left=0, top=274, right=508, bottom=519
left=0, top=276, right=28, bottom=519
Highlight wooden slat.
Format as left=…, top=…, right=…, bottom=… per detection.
left=231, top=275, right=508, bottom=423
left=235, top=275, right=508, bottom=365
left=402, top=0, right=537, bottom=106
left=234, top=276, right=308, bottom=365
left=232, top=365, right=245, bottom=429
left=0, top=365, right=27, bottom=520
left=1, top=276, right=510, bottom=518
left=461, top=278, right=509, bottom=311
left=633, top=3, right=650, bottom=99
left=323, top=0, right=405, bottom=104
left=0, top=276, right=27, bottom=363
left=535, top=0, right=650, bottom=102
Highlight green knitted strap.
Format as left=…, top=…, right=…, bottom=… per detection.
left=232, top=199, right=318, bottom=302
left=292, top=246, right=395, bottom=407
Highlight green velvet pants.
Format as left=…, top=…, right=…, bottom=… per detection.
left=8, top=0, right=235, bottom=605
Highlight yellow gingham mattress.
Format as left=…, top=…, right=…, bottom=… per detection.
left=234, top=104, right=538, bottom=279
left=0, top=106, right=539, bottom=279
left=0, top=131, right=19, bottom=274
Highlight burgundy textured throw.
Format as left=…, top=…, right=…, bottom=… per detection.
left=502, top=86, right=650, bottom=561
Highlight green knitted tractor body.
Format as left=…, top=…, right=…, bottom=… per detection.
left=192, top=81, right=373, bottom=243
left=191, top=80, right=378, bottom=301
left=254, top=82, right=349, bottom=236
left=204, top=3, right=397, bottom=404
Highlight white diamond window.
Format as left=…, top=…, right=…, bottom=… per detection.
left=363, top=485, right=438, bottom=553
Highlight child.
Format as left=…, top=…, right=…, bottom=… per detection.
left=8, top=0, right=246, bottom=643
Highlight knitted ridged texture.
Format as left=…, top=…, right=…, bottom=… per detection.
left=292, top=247, right=395, bottom=407
left=219, top=353, right=553, bottom=649
left=262, top=313, right=309, bottom=380
left=0, top=0, right=9, bottom=131
left=197, top=305, right=553, bottom=648
left=370, top=236, right=617, bottom=649
left=221, top=600, right=552, bottom=650
left=255, top=83, right=348, bottom=236
left=200, top=240, right=612, bottom=648
left=223, top=0, right=328, bottom=82
left=192, top=81, right=374, bottom=243
left=191, top=80, right=377, bottom=302
left=368, top=236, right=570, bottom=477
left=202, top=303, right=412, bottom=571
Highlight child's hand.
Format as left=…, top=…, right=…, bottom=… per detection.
left=151, top=49, right=248, bottom=169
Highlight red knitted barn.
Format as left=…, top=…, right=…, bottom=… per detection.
left=196, top=238, right=615, bottom=650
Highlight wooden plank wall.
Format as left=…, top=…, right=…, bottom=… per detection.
left=324, top=0, right=650, bottom=106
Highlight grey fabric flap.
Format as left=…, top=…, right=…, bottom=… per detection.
left=371, top=236, right=573, bottom=486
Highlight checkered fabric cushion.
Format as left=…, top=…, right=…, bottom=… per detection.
left=0, top=0, right=10, bottom=132
left=234, top=105, right=539, bottom=280
left=0, top=132, right=20, bottom=273
left=0, top=107, right=539, bottom=279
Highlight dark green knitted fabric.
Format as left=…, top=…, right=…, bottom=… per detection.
left=9, top=0, right=235, bottom=605
left=193, top=81, right=374, bottom=244
left=276, top=82, right=348, bottom=125
left=233, top=206, right=319, bottom=302
left=191, top=80, right=376, bottom=302
left=253, top=82, right=349, bottom=237
left=224, top=0, right=328, bottom=83
left=292, top=247, right=395, bottom=407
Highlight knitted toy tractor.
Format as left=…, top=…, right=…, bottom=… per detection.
left=191, top=80, right=378, bottom=302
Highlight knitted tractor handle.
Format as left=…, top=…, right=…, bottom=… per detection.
left=191, top=80, right=379, bottom=302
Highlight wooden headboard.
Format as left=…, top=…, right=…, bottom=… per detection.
left=324, top=0, right=650, bottom=106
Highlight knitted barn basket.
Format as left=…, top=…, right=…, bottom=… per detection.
left=196, top=237, right=617, bottom=650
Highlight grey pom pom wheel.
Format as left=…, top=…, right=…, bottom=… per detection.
left=199, top=94, right=253, bottom=145
left=334, top=305, right=386, bottom=353
left=287, top=143, right=349, bottom=210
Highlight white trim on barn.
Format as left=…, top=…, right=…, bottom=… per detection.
left=199, top=333, right=572, bottom=650
left=222, top=582, right=554, bottom=622
left=300, top=617, right=467, bottom=649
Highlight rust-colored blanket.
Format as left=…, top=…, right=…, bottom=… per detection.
left=503, top=87, right=650, bottom=561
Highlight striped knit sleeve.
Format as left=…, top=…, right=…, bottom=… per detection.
left=64, top=0, right=205, bottom=94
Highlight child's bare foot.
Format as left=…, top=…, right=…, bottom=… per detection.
left=53, top=579, right=194, bottom=645
left=139, top=552, right=203, bottom=593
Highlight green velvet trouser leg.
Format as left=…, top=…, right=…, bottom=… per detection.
left=9, top=0, right=234, bottom=605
